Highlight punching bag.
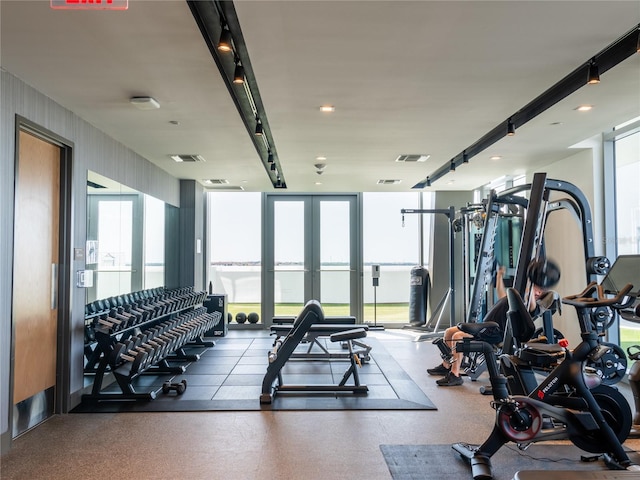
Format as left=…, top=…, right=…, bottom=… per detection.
left=409, top=266, right=430, bottom=326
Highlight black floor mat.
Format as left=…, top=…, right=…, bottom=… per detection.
left=380, top=443, right=640, bottom=480
left=72, top=334, right=436, bottom=412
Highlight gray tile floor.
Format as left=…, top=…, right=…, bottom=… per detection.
left=3, top=329, right=640, bottom=480
left=80, top=330, right=434, bottom=411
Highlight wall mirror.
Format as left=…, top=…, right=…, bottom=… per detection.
left=86, top=171, right=166, bottom=304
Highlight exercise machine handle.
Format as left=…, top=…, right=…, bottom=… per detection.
left=562, top=282, right=634, bottom=309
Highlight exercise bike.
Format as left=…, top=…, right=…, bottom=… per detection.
left=452, top=282, right=639, bottom=480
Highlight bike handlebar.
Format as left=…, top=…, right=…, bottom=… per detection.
left=562, top=281, right=634, bottom=309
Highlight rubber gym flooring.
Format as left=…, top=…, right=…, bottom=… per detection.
left=72, top=329, right=436, bottom=413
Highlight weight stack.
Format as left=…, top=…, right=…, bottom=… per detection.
left=408, top=266, right=430, bottom=326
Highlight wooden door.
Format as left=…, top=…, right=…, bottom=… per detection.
left=13, top=130, right=60, bottom=407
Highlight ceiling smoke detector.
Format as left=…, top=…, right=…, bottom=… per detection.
left=395, top=154, right=430, bottom=163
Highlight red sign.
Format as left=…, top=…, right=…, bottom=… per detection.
left=51, top=0, right=128, bottom=10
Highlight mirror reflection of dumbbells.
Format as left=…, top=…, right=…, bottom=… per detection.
left=235, top=312, right=260, bottom=324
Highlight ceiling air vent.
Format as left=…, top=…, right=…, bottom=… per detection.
left=170, top=154, right=206, bottom=163
left=377, top=179, right=402, bottom=185
left=395, top=154, right=430, bottom=163
left=202, top=179, right=244, bottom=191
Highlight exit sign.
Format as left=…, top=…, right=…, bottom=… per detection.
left=51, top=0, right=128, bottom=10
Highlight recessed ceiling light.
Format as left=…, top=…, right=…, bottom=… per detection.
left=447, top=180, right=455, bottom=185
left=316, top=156, right=327, bottom=161
left=490, top=155, right=502, bottom=161
left=315, top=182, right=322, bottom=185
left=575, top=105, right=594, bottom=112
left=319, top=105, right=335, bottom=113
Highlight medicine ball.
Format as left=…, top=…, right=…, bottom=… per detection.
left=235, top=312, right=247, bottom=324
left=527, top=258, right=561, bottom=288
left=247, top=312, right=259, bottom=324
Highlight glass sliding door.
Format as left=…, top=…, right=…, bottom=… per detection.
left=265, top=194, right=359, bottom=324
left=318, top=200, right=353, bottom=316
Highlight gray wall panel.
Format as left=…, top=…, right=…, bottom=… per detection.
left=0, top=70, right=181, bottom=448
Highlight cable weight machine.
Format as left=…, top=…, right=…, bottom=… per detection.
left=400, top=206, right=456, bottom=340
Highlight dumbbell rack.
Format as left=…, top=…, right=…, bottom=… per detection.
left=83, top=287, right=220, bottom=401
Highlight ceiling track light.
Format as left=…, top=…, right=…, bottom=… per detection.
left=587, top=58, right=600, bottom=84
left=190, top=2, right=286, bottom=190
left=233, top=59, right=245, bottom=85
left=449, top=160, right=456, bottom=171
left=426, top=177, right=431, bottom=187
left=411, top=23, right=638, bottom=189
left=217, top=26, right=232, bottom=53
left=462, top=151, right=469, bottom=163
left=507, top=118, right=516, bottom=136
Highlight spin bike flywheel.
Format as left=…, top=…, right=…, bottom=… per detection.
left=497, top=400, right=543, bottom=442
left=569, top=384, right=632, bottom=453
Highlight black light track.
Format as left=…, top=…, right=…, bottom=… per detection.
left=413, top=23, right=640, bottom=189
left=187, top=0, right=286, bottom=189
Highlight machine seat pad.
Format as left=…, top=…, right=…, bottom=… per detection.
left=457, top=322, right=500, bottom=336
left=273, top=316, right=357, bottom=325
left=330, top=328, right=367, bottom=343
left=271, top=324, right=368, bottom=336
left=522, top=342, right=564, bottom=354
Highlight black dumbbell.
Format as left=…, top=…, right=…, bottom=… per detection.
left=162, top=379, right=187, bottom=395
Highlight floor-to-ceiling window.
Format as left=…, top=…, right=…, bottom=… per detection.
left=208, top=191, right=435, bottom=327
left=208, top=192, right=262, bottom=324
left=610, top=119, right=640, bottom=352
left=362, top=192, right=430, bottom=325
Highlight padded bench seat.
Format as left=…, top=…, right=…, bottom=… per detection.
left=270, top=324, right=371, bottom=361
left=273, top=315, right=357, bottom=325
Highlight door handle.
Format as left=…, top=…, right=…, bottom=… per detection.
left=51, top=263, right=58, bottom=310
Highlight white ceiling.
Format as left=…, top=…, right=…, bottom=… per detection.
left=1, top=1, right=639, bottom=192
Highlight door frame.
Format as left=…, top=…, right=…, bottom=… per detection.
left=86, top=193, right=144, bottom=302
left=10, top=116, right=73, bottom=439
left=262, top=193, right=362, bottom=326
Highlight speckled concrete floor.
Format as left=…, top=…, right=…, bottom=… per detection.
left=2, top=330, right=640, bottom=480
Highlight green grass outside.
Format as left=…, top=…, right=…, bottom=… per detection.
left=227, top=306, right=640, bottom=358
left=620, top=326, right=640, bottom=358
left=227, top=303, right=409, bottom=323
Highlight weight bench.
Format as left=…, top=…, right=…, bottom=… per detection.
left=260, top=300, right=369, bottom=404
left=270, top=323, right=372, bottom=362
